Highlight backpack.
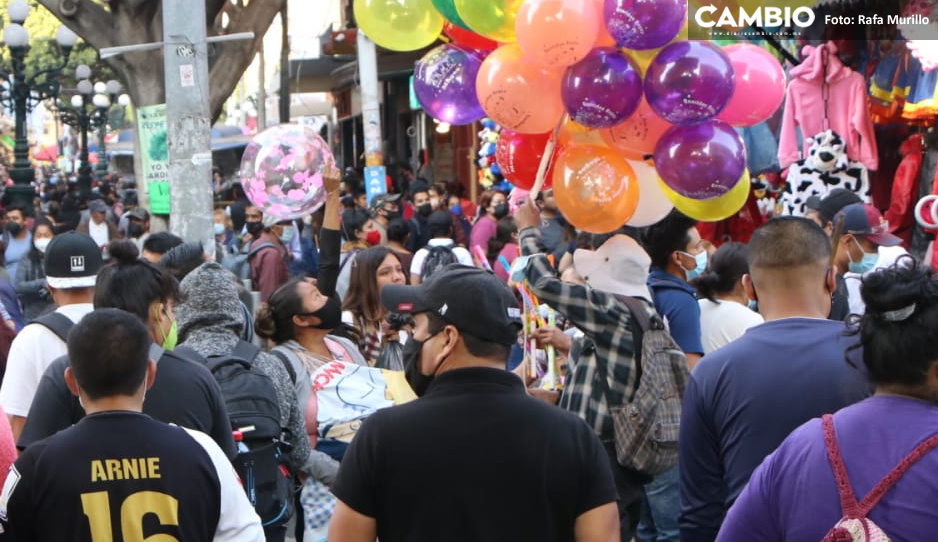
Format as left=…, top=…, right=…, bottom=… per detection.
left=421, top=244, right=458, bottom=280
left=31, top=312, right=75, bottom=342
left=206, top=340, right=295, bottom=528
left=221, top=242, right=277, bottom=282
left=595, top=295, right=689, bottom=476
left=820, top=415, right=938, bottom=542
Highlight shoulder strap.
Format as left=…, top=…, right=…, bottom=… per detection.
left=247, top=242, right=276, bottom=259
left=270, top=348, right=297, bottom=385
left=823, top=414, right=938, bottom=518
left=231, top=340, right=261, bottom=363
left=31, top=312, right=75, bottom=342
left=592, top=295, right=646, bottom=404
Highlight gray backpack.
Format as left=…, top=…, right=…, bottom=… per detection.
left=222, top=242, right=276, bottom=281
left=596, top=295, right=689, bottom=475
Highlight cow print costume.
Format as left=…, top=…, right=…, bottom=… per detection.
left=779, top=130, right=870, bottom=216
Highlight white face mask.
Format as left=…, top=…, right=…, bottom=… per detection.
left=34, top=238, right=51, bottom=254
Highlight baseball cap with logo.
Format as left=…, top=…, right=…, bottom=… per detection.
left=836, top=203, right=902, bottom=247
left=43, top=232, right=104, bottom=289
left=370, top=193, right=402, bottom=212
left=381, top=265, right=522, bottom=345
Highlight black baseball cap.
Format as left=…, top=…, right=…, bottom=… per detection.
left=818, top=189, right=863, bottom=224
left=370, top=193, right=401, bottom=211
left=381, top=265, right=522, bottom=345
left=43, top=232, right=104, bottom=289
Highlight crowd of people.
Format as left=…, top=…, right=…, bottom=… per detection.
left=0, top=160, right=931, bottom=542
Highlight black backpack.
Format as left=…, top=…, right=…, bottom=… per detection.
left=31, top=312, right=75, bottom=342
left=421, top=244, right=458, bottom=280
left=206, top=340, right=295, bottom=528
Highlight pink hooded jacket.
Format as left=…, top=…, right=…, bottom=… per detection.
left=778, top=42, right=878, bottom=171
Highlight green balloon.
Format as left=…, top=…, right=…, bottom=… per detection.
left=432, top=0, right=469, bottom=30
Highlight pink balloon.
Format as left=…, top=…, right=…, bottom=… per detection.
left=516, top=0, right=600, bottom=68
left=717, top=44, right=787, bottom=128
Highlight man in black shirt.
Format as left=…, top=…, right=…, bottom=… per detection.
left=329, top=265, right=619, bottom=542
left=0, top=309, right=263, bottom=542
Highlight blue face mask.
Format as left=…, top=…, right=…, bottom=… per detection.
left=279, top=225, right=296, bottom=244
left=847, top=238, right=878, bottom=274
left=213, top=223, right=226, bottom=236
left=681, top=250, right=708, bottom=281
left=449, top=204, right=462, bottom=217
left=747, top=299, right=758, bottom=312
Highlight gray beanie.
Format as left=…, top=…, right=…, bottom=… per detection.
left=176, top=262, right=244, bottom=344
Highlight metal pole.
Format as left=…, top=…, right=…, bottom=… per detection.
left=163, top=0, right=215, bottom=259
left=7, top=45, right=33, bottom=213
left=96, top=121, right=107, bottom=176
left=77, top=94, right=92, bottom=200
left=258, top=40, right=266, bottom=130
left=279, top=2, right=290, bottom=124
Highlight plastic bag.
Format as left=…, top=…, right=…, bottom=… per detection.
left=374, top=339, right=404, bottom=371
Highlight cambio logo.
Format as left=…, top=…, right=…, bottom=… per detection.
left=695, top=4, right=816, bottom=29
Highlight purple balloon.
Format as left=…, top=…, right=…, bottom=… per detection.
left=414, top=44, right=485, bottom=125
left=653, top=120, right=746, bottom=200
left=644, top=41, right=736, bottom=126
left=562, top=48, right=642, bottom=129
left=604, top=0, right=686, bottom=50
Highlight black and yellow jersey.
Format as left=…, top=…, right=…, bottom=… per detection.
left=0, top=411, right=263, bottom=541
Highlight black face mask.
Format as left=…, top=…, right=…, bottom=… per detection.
left=492, top=202, right=509, bottom=219
left=417, top=203, right=433, bottom=217
left=127, top=223, right=145, bottom=239
left=382, top=209, right=401, bottom=221
left=301, top=296, right=342, bottom=331
left=4, top=222, right=21, bottom=236
left=245, top=221, right=264, bottom=237
left=402, top=333, right=438, bottom=397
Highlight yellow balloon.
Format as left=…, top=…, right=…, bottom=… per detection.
left=659, top=170, right=751, bottom=222
left=454, top=0, right=525, bottom=43
left=354, top=0, right=445, bottom=52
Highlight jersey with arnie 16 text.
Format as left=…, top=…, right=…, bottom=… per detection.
left=0, top=411, right=263, bottom=542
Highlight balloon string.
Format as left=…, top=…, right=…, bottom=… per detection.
left=530, top=114, right=566, bottom=200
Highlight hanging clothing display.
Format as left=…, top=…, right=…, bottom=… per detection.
left=736, top=122, right=780, bottom=176
left=779, top=129, right=871, bottom=216
left=778, top=42, right=879, bottom=171
left=885, top=133, right=924, bottom=246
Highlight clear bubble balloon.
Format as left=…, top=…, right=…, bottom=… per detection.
left=239, top=124, right=332, bottom=221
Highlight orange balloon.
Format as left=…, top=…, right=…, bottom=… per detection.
left=592, top=0, right=617, bottom=47
left=476, top=44, right=565, bottom=134
left=558, top=119, right=607, bottom=147
left=552, top=144, right=639, bottom=233
left=600, top=97, right=672, bottom=160
left=516, top=0, right=600, bottom=68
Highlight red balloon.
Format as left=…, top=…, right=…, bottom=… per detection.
left=496, top=129, right=555, bottom=190
left=443, top=22, right=499, bottom=51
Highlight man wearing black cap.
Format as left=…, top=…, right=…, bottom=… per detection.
left=369, top=192, right=402, bottom=246
left=0, top=232, right=102, bottom=440
left=328, top=265, right=619, bottom=542
left=124, top=207, right=150, bottom=251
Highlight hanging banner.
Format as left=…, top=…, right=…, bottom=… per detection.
left=137, top=104, right=170, bottom=214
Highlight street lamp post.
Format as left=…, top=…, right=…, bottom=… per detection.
left=0, top=0, right=76, bottom=214
left=94, top=80, right=124, bottom=176
left=56, top=66, right=118, bottom=199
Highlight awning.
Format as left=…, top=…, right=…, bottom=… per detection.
left=107, top=125, right=252, bottom=157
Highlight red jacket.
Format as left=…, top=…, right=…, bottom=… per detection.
left=885, top=134, right=924, bottom=246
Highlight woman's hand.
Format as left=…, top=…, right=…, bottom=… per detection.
left=323, top=163, right=342, bottom=196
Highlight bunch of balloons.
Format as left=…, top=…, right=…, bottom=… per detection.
left=354, top=0, right=787, bottom=231
left=239, top=124, right=331, bottom=220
